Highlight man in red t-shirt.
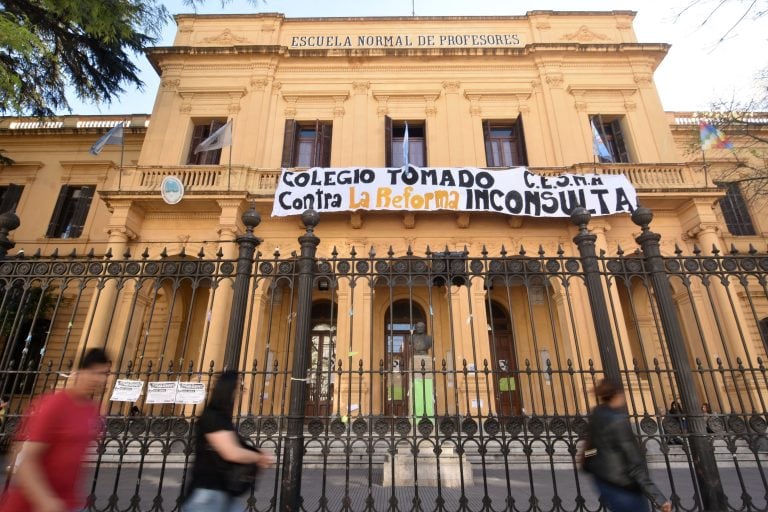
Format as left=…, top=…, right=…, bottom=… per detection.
left=0, top=348, right=110, bottom=512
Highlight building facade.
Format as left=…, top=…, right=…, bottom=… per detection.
left=0, top=9, right=766, bottom=436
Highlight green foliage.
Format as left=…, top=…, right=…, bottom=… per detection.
left=0, top=0, right=169, bottom=116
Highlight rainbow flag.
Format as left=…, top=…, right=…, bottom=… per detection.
left=699, top=121, right=733, bottom=150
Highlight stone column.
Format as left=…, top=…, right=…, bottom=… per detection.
left=200, top=199, right=244, bottom=370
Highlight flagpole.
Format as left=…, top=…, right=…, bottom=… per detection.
left=701, top=148, right=709, bottom=188
left=119, top=120, right=125, bottom=191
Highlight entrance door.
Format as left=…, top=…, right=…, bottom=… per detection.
left=305, top=301, right=336, bottom=418
left=384, top=300, right=426, bottom=417
left=305, top=326, right=335, bottom=417
left=489, top=302, right=522, bottom=416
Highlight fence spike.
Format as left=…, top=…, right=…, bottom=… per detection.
left=50, top=248, right=59, bottom=258
left=599, top=248, right=605, bottom=257
left=331, top=246, right=338, bottom=258
left=160, top=247, right=168, bottom=258
left=68, top=248, right=77, bottom=258
left=105, top=247, right=112, bottom=259
left=710, top=244, right=720, bottom=256
left=500, top=245, right=507, bottom=256
left=387, top=246, right=395, bottom=257
left=142, top=247, right=150, bottom=259
left=674, top=242, right=682, bottom=256
left=518, top=244, right=526, bottom=256
left=216, top=247, right=224, bottom=259
left=32, top=248, right=41, bottom=258
left=197, top=247, right=205, bottom=258
left=616, top=244, right=624, bottom=256
left=87, top=248, right=95, bottom=258
left=405, top=245, right=412, bottom=257
left=123, top=248, right=131, bottom=259
left=692, top=243, right=701, bottom=255
left=538, top=244, right=545, bottom=256
left=748, top=243, right=757, bottom=255
left=481, top=245, right=488, bottom=257
left=557, top=244, right=564, bottom=256
left=425, top=245, right=432, bottom=256
left=179, top=246, right=186, bottom=258
left=730, top=243, right=739, bottom=255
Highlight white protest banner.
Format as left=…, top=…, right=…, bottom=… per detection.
left=109, top=379, right=144, bottom=402
left=175, top=382, right=207, bottom=404
left=271, top=167, right=637, bottom=218
left=146, top=381, right=178, bottom=404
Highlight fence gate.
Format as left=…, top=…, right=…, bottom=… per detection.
left=0, top=207, right=766, bottom=512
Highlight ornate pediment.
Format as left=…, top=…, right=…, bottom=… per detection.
left=202, top=29, right=248, bottom=45
left=560, top=26, right=610, bottom=43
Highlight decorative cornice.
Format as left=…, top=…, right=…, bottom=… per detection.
left=60, top=160, right=114, bottom=183
left=352, top=81, right=370, bottom=94
left=250, top=78, right=269, bottom=91
left=442, top=81, right=461, bottom=93
left=160, top=78, right=180, bottom=90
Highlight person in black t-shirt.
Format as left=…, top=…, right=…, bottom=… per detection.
left=183, top=370, right=273, bottom=512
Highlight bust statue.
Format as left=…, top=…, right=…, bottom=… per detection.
left=411, top=322, right=433, bottom=355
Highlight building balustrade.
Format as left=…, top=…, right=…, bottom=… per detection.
left=103, top=162, right=708, bottom=196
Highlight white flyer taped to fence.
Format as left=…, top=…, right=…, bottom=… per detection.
left=175, top=382, right=206, bottom=404
left=145, top=381, right=178, bottom=404
left=109, top=379, right=144, bottom=402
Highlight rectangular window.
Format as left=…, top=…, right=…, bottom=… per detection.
left=281, top=120, right=333, bottom=168
left=384, top=117, right=427, bottom=167
left=46, top=185, right=95, bottom=239
left=186, top=119, right=225, bottom=165
left=719, top=183, right=756, bottom=235
left=0, top=184, right=24, bottom=214
left=589, top=114, right=631, bottom=163
left=483, top=115, right=528, bottom=167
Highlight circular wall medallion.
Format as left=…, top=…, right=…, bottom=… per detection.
left=160, top=176, right=184, bottom=205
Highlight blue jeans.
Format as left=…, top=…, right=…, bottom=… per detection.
left=182, top=488, right=241, bottom=512
left=595, top=479, right=650, bottom=512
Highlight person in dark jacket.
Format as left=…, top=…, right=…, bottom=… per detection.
left=585, top=379, right=672, bottom=512
left=183, top=370, right=273, bottom=512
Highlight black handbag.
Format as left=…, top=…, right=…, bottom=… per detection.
left=223, top=435, right=261, bottom=496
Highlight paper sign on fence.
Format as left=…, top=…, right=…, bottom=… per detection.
left=175, top=382, right=206, bottom=404
left=109, top=379, right=144, bottom=402
left=146, top=381, right=179, bottom=404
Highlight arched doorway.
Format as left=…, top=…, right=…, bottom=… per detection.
left=306, top=300, right=336, bottom=417
left=384, top=299, right=426, bottom=417
left=488, top=301, right=522, bottom=416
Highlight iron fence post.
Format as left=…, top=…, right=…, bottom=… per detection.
left=223, top=207, right=262, bottom=370
left=0, top=212, right=20, bottom=259
left=570, top=208, right=622, bottom=384
left=632, top=206, right=727, bottom=512
left=280, top=210, right=320, bottom=512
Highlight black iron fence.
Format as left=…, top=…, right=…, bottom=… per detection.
left=0, top=207, right=766, bottom=511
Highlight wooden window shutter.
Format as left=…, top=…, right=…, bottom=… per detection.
left=318, top=122, right=333, bottom=167
left=187, top=124, right=209, bottom=165
left=68, top=186, right=95, bottom=238
left=281, top=119, right=298, bottom=168
left=46, top=185, right=71, bottom=237
left=515, top=114, right=529, bottom=166
left=422, top=120, right=428, bottom=166
left=482, top=120, right=493, bottom=166
left=610, top=118, right=630, bottom=163
left=384, top=115, right=393, bottom=167
left=0, top=184, right=23, bottom=214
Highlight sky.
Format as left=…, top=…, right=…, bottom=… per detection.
left=68, top=0, right=768, bottom=115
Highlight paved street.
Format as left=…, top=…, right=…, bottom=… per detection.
left=5, top=464, right=759, bottom=512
